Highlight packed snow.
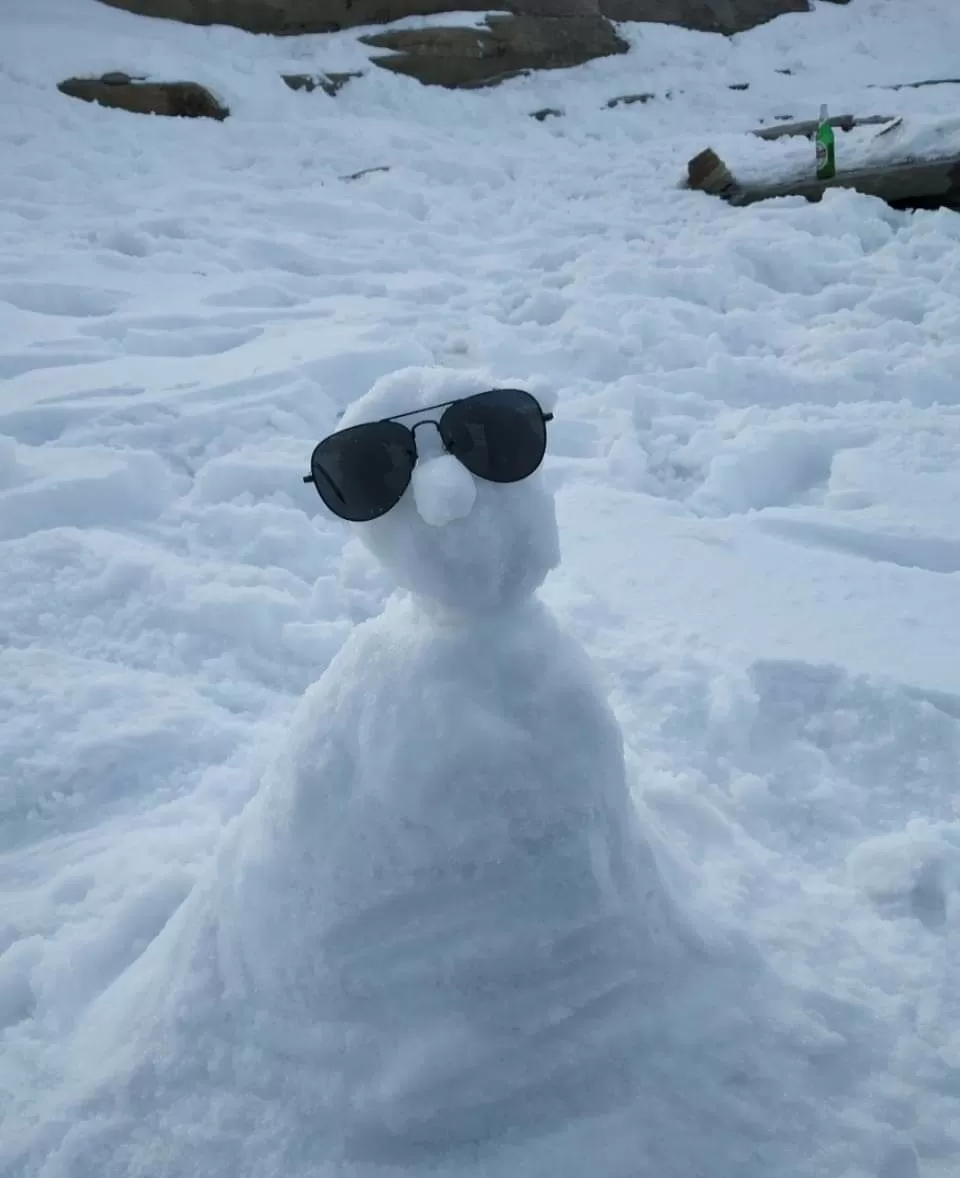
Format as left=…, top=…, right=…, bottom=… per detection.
left=2, top=0, right=960, bottom=1175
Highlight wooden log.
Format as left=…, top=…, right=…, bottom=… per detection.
left=686, top=148, right=741, bottom=199
left=688, top=149, right=960, bottom=211
left=751, top=113, right=896, bottom=141
left=731, top=156, right=960, bottom=210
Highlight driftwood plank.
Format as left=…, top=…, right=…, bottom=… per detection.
left=871, top=77, right=960, bottom=91
left=687, top=147, right=960, bottom=212
left=752, top=114, right=896, bottom=141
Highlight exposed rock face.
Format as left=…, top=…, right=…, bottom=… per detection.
left=96, top=0, right=813, bottom=34
left=606, top=91, right=656, bottom=107
left=96, top=0, right=493, bottom=34
left=58, top=74, right=229, bottom=119
left=88, top=0, right=823, bottom=96
left=281, top=71, right=362, bottom=95
left=361, top=14, right=628, bottom=89
left=599, top=0, right=808, bottom=33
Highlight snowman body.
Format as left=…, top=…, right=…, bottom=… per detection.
left=223, top=587, right=684, bottom=1156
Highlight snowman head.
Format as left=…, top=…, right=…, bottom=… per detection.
left=307, top=367, right=560, bottom=614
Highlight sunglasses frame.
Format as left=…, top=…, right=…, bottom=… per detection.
left=302, top=389, right=554, bottom=520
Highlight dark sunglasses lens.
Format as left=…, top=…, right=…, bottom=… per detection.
left=310, top=421, right=415, bottom=522
left=440, top=389, right=548, bottom=484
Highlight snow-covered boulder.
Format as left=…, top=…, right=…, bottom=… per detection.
left=57, top=72, right=230, bottom=119
left=601, top=0, right=809, bottom=34
left=361, top=15, right=628, bottom=89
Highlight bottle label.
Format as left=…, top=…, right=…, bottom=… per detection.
left=816, top=140, right=827, bottom=168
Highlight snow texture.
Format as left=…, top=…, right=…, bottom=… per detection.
left=2, top=0, right=960, bottom=1176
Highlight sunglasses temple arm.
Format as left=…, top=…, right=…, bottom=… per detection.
left=303, top=468, right=348, bottom=505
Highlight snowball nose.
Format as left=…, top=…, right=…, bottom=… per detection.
left=411, top=454, right=477, bottom=527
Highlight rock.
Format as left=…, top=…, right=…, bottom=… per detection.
left=597, top=0, right=809, bottom=33
left=522, top=0, right=605, bottom=12
left=363, top=26, right=493, bottom=62
left=99, top=70, right=147, bottom=84
left=93, top=0, right=841, bottom=43
left=282, top=70, right=362, bottom=95
left=361, top=14, right=628, bottom=88
left=58, top=74, right=229, bottom=119
left=98, top=0, right=810, bottom=35
left=530, top=106, right=564, bottom=119
left=96, top=0, right=492, bottom=34
left=605, top=91, right=665, bottom=106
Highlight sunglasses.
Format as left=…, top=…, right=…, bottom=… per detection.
left=303, top=387, right=553, bottom=523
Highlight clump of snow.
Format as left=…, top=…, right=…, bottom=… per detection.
left=411, top=452, right=478, bottom=526
left=0, top=434, right=24, bottom=489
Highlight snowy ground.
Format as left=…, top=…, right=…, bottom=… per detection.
left=2, top=0, right=960, bottom=1175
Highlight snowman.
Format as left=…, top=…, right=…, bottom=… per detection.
left=10, top=368, right=704, bottom=1178
left=6, top=368, right=868, bottom=1178
left=213, top=365, right=694, bottom=1163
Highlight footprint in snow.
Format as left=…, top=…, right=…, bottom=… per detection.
left=757, top=517, right=960, bottom=575
left=686, top=428, right=851, bottom=517
left=0, top=281, right=124, bottom=318
left=79, top=323, right=262, bottom=358
left=0, top=351, right=109, bottom=379
left=202, top=284, right=304, bottom=309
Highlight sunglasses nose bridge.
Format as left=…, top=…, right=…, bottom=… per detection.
left=410, top=417, right=446, bottom=458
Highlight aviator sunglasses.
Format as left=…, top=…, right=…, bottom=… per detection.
left=303, top=387, right=553, bottom=523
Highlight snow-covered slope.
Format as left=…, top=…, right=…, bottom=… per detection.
left=2, top=1, right=960, bottom=1176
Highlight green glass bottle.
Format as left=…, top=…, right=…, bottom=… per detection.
left=815, top=104, right=836, bottom=180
